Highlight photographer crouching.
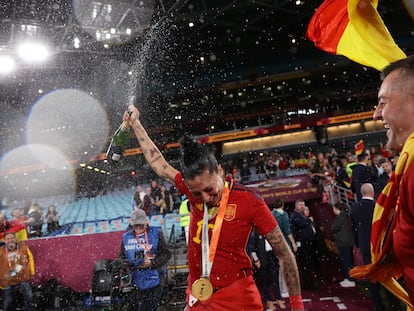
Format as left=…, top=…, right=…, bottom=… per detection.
left=119, top=209, right=171, bottom=311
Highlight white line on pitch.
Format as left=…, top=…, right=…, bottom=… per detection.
left=320, top=296, right=341, bottom=301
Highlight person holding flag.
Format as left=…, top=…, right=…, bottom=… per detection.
left=349, top=56, right=414, bottom=309
left=306, top=0, right=413, bottom=308
left=0, top=231, right=35, bottom=310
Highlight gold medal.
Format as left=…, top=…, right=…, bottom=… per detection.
left=191, top=277, right=213, bottom=301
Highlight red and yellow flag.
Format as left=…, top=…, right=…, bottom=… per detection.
left=306, top=0, right=406, bottom=71
left=0, top=223, right=28, bottom=242
left=354, top=139, right=364, bottom=155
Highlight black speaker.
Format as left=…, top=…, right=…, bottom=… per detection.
left=314, top=126, right=328, bottom=145
left=92, top=259, right=113, bottom=296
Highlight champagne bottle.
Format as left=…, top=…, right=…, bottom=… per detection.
left=113, top=121, right=131, bottom=150
left=107, top=119, right=131, bottom=161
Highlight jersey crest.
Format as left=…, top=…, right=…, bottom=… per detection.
left=224, top=204, right=236, bottom=221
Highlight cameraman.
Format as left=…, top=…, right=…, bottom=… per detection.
left=119, top=209, right=171, bottom=310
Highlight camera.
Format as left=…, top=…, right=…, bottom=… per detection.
left=135, top=250, right=144, bottom=259
left=133, top=250, right=145, bottom=267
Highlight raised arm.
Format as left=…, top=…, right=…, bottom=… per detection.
left=265, top=226, right=304, bottom=311
left=124, top=105, right=178, bottom=184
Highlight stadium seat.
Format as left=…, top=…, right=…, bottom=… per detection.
left=149, top=215, right=164, bottom=228
left=163, top=213, right=182, bottom=242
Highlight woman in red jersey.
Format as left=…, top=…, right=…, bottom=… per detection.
left=123, top=105, right=304, bottom=311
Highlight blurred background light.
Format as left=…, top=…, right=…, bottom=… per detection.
left=17, top=42, right=50, bottom=63
left=0, top=55, right=15, bottom=74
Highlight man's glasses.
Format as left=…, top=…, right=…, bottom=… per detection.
left=133, top=224, right=145, bottom=228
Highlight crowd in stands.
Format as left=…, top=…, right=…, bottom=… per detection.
left=132, top=179, right=181, bottom=217
left=0, top=202, right=61, bottom=242
left=221, top=139, right=395, bottom=198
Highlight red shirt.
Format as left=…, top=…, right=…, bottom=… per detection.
left=393, top=161, right=414, bottom=302
left=174, top=172, right=277, bottom=289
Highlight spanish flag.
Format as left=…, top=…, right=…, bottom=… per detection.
left=354, top=139, right=364, bottom=155
left=306, top=0, right=406, bottom=71
left=0, top=223, right=28, bottom=242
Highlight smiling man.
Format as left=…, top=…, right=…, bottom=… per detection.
left=123, top=105, right=304, bottom=310
left=0, top=232, right=35, bottom=311
left=350, top=55, right=414, bottom=309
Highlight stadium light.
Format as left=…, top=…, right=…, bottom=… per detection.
left=0, top=55, right=15, bottom=74
left=17, top=41, right=50, bottom=63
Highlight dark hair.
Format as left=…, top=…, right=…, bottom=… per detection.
left=379, top=157, right=389, bottom=165
left=180, top=136, right=219, bottom=180
left=274, top=198, right=284, bottom=209
left=381, top=55, right=414, bottom=81
left=357, top=153, right=367, bottom=162
left=46, top=204, right=58, bottom=216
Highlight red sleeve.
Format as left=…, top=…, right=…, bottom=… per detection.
left=174, top=171, right=186, bottom=194
left=251, top=194, right=278, bottom=236
left=174, top=172, right=203, bottom=207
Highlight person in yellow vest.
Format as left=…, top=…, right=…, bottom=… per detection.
left=179, top=197, right=190, bottom=243
left=345, top=153, right=357, bottom=178
left=0, top=231, right=35, bottom=310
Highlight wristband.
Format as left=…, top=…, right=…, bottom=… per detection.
left=289, top=295, right=304, bottom=310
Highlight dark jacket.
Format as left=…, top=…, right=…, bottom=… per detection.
left=351, top=164, right=376, bottom=201
left=336, top=166, right=351, bottom=188
left=250, top=231, right=274, bottom=268
left=375, top=173, right=390, bottom=199
left=350, top=198, right=375, bottom=261
left=331, top=211, right=354, bottom=248
left=290, top=210, right=315, bottom=242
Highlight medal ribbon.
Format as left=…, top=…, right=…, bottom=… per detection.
left=192, top=180, right=231, bottom=305
left=200, top=180, right=231, bottom=277
left=201, top=205, right=211, bottom=278
left=208, top=181, right=230, bottom=263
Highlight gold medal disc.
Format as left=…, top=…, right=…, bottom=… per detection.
left=191, top=277, right=213, bottom=301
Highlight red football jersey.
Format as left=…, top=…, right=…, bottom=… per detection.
left=175, top=172, right=277, bottom=289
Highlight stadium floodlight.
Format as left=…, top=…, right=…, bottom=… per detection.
left=17, top=41, right=50, bottom=63
left=0, top=55, right=15, bottom=74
